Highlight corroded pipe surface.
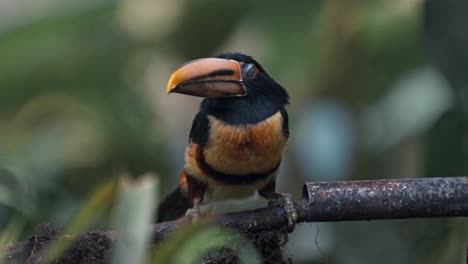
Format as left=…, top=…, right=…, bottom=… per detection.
left=302, top=177, right=468, bottom=221
left=3, top=177, right=467, bottom=262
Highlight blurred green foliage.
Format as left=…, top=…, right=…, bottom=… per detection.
left=150, top=223, right=259, bottom=264
left=0, top=0, right=467, bottom=263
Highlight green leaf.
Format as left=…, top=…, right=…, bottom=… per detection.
left=150, top=223, right=260, bottom=264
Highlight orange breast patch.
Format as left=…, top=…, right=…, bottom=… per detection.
left=202, top=111, right=287, bottom=175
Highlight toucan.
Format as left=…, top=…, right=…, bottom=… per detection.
left=157, top=52, right=297, bottom=231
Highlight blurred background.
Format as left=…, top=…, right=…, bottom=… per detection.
left=0, top=0, right=467, bottom=263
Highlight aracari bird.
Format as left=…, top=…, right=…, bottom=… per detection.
left=157, top=53, right=297, bottom=231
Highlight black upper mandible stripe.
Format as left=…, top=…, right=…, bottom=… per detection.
left=189, top=69, right=236, bottom=82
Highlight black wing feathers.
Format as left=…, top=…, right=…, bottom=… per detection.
left=189, top=111, right=210, bottom=145
left=156, top=187, right=189, bottom=222
left=279, top=107, right=289, bottom=138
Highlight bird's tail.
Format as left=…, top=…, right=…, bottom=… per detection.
left=156, top=171, right=190, bottom=223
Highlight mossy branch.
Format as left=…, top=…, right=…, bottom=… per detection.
left=3, top=177, right=467, bottom=263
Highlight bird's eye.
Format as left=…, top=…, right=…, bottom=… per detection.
left=243, top=63, right=257, bottom=79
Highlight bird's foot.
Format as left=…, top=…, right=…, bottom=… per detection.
left=185, top=198, right=201, bottom=222
left=268, top=193, right=297, bottom=232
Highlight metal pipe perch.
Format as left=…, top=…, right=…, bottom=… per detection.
left=3, top=177, right=468, bottom=261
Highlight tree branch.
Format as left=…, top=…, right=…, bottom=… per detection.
left=3, top=177, right=468, bottom=262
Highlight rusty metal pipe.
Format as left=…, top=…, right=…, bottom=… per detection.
left=3, top=177, right=468, bottom=261
left=301, top=177, right=468, bottom=221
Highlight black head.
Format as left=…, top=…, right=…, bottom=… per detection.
left=215, top=52, right=289, bottom=105
left=166, top=52, right=289, bottom=124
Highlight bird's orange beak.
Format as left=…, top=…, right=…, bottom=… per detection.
left=166, top=58, right=246, bottom=98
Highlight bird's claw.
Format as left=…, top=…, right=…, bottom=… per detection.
left=185, top=198, right=201, bottom=222
left=269, top=193, right=297, bottom=232
left=185, top=208, right=200, bottom=222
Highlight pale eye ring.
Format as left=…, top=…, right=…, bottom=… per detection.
left=243, top=63, right=257, bottom=79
